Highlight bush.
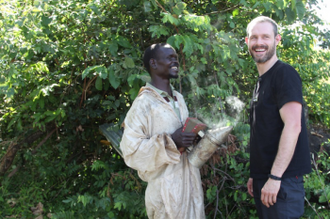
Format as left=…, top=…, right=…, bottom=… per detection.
left=0, top=0, right=329, bottom=218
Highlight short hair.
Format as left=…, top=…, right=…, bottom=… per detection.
left=143, top=43, right=175, bottom=73
left=246, top=16, right=278, bottom=37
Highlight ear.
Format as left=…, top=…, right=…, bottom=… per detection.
left=149, top=59, right=157, bottom=70
left=275, top=34, right=281, bottom=46
left=245, top=36, right=249, bottom=45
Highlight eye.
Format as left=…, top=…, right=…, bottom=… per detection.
left=168, top=55, right=178, bottom=61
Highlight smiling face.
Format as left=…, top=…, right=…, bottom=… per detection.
left=245, top=21, right=281, bottom=64
left=151, top=45, right=179, bottom=79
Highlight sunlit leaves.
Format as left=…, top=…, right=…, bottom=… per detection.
left=82, top=65, right=107, bottom=80
left=32, top=62, right=49, bottom=74
left=149, top=25, right=170, bottom=38
left=162, top=12, right=180, bottom=26
left=183, top=14, right=212, bottom=32
left=39, top=84, right=60, bottom=97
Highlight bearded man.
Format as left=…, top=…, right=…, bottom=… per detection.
left=245, top=16, right=312, bottom=219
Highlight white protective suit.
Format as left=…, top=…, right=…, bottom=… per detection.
left=120, top=86, right=205, bottom=219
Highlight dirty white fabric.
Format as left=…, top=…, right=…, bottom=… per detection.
left=120, top=86, right=205, bottom=219
left=145, top=82, right=180, bottom=118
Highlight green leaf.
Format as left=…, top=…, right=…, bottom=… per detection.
left=230, top=21, right=235, bottom=28
left=168, top=35, right=184, bottom=50
left=162, top=12, right=180, bottom=26
left=39, top=96, right=45, bottom=109
left=35, top=61, right=49, bottom=73
left=82, top=65, right=106, bottom=79
left=117, top=37, right=131, bottom=48
left=242, top=192, right=247, bottom=201
left=41, top=15, right=52, bottom=26
left=62, top=199, right=72, bottom=204
left=114, top=202, right=122, bottom=210
left=263, top=2, right=272, bottom=11
left=276, top=0, right=284, bottom=9
left=234, top=191, right=238, bottom=201
left=182, top=35, right=194, bottom=56
left=232, top=9, right=239, bottom=17
left=7, top=117, right=17, bottom=129
left=124, top=56, right=135, bottom=69
left=201, top=57, right=207, bottom=64
left=275, top=8, right=284, bottom=19
left=291, top=0, right=296, bottom=10
left=109, top=42, right=118, bottom=57
left=127, top=74, right=137, bottom=87
left=82, top=66, right=93, bottom=79
left=98, top=66, right=108, bottom=79
left=295, top=1, right=305, bottom=20
left=108, top=66, right=120, bottom=89
left=149, top=25, right=170, bottom=38
left=40, top=84, right=59, bottom=97
left=285, top=8, right=296, bottom=23
left=319, top=195, right=327, bottom=203
left=176, top=2, right=186, bottom=10
left=129, top=86, right=140, bottom=100
left=95, top=76, right=103, bottom=90
left=60, top=110, right=66, bottom=118
left=173, top=2, right=187, bottom=15
left=143, top=1, right=152, bottom=12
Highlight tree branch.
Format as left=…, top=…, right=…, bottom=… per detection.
left=0, top=131, right=44, bottom=176
left=32, top=128, right=57, bottom=155
left=204, top=5, right=240, bottom=16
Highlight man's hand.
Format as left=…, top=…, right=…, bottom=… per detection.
left=171, top=127, right=197, bottom=151
left=261, top=178, right=281, bottom=208
left=247, top=178, right=254, bottom=197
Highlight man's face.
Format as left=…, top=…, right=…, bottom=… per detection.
left=245, top=22, right=280, bottom=64
left=153, top=46, right=179, bottom=79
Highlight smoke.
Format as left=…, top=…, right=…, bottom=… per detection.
left=225, top=96, right=245, bottom=120
left=192, top=95, right=245, bottom=130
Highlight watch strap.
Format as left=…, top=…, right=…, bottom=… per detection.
left=268, top=174, right=282, bottom=181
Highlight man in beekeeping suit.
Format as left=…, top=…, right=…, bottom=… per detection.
left=120, top=43, right=205, bottom=219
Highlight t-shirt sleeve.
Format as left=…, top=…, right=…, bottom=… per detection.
left=275, top=64, right=303, bottom=109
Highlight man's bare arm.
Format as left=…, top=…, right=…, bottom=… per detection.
left=260, top=101, right=302, bottom=207
left=271, top=101, right=302, bottom=177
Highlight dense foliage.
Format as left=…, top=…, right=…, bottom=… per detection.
left=0, top=0, right=329, bottom=218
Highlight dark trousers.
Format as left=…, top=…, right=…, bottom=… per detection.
left=253, top=176, right=305, bottom=219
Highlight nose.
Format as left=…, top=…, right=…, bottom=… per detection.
left=255, top=37, right=265, bottom=46
left=254, top=37, right=261, bottom=45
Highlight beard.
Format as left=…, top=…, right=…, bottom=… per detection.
left=168, top=68, right=179, bottom=79
left=249, top=42, right=276, bottom=64
left=169, top=74, right=179, bottom=79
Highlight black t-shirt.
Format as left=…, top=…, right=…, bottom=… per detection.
left=249, top=60, right=312, bottom=179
